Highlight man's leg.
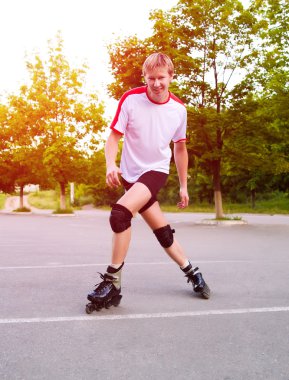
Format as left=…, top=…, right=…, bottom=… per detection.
left=86, top=182, right=153, bottom=311
left=140, top=201, right=188, bottom=266
left=141, top=201, right=210, bottom=299
left=111, top=182, right=152, bottom=264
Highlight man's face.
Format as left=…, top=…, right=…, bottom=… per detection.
left=144, top=66, right=173, bottom=103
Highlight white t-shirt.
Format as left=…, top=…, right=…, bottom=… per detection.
left=110, top=86, right=187, bottom=183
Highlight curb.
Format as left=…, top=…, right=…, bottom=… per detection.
left=50, top=213, right=76, bottom=217
left=0, top=210, right=75, bottom=217
left=198, top=219, right=248, bottom=226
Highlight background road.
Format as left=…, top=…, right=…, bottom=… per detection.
left=0, top=210, right=289, bottom=379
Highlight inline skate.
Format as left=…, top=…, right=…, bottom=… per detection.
left=86, top=263, right=123, bottom=313
left=183, top=262, right=211, bottom=299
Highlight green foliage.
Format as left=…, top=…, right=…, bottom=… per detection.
left=104, top=0, right=289, bottom=216
left=0, top=32, right=107, bottom=210
left=28, top=190, right=59, bottom=209
left=84, top=148, right=123, bottom=206
left=22, top=188, right=289, bottom=215
left=1, top=3, right=289, bottom=215
left=25, top=34, right=106, bottom=185
left=71, top=184, right=94, bottom=207
left=0, top=88, right=50, bottom=193
left=107, top=36, right=150, bottom=99
left=52, top=208, right=74, bottom=214
left=215, top=216, right=242, bottom=221
left=0, top=193, right=7, bottom=209
left=105, top=0, right=266, bottom=218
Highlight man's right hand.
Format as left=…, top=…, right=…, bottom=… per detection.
left=106, top=165, right=122, bottom=188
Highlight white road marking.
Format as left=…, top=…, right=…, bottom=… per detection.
left=1, top=306, right=289, bottom=325
left=0, top=260, right=279, bottom=270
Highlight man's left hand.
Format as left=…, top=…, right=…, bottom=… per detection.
left=177, top=188, right=189, bottom=209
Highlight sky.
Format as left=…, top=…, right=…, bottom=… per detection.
left=0, top=0, right=177, bottom=117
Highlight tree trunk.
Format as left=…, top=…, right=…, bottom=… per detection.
left=19, top=185, right=24, bottom=209
left=212, top=160, right=224, bottom=219
left=214, top=190, right=224, bottom=219
left=59, top=182, right=66, bottom=210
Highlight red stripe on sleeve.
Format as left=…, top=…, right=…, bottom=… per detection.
left=174, top=138, right=187, bottom=143
left=110, top=87, right=147, bottom=131
left=111, top=127, right=123, bottom=136
left=170, top=93, right=186, bottom=107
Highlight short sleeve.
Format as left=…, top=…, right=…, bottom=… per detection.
left=110, top=93, right=129, bottom=135
left=172, top=107, right=187, bottom=143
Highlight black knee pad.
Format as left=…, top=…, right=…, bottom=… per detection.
left=153, top=224, right=175, bottom=248
left=109, top=204, right=133, bottom=233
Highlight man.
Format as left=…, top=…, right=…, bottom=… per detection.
left=86, top=53, right=210, bottom=313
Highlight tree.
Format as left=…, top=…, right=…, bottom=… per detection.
left=234, top=0, right=289, bottom=199
left=0, top=103, right=15, bottom=193
left=107, top=36, right=150, bottom=99
left=87, top=149, right=123, bottom=206
left=222, top=92, right=289, bottom=206
left=107, top=0, right=261, bottom=217
left=14, top=93, right=50, bottom=207
left=0, top=90, right=51, bottom=207
left=248, top=0, right=289, bottom=93
left=24, top=33, right=106, bottom=210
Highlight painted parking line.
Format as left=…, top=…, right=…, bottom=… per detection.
left=0, top=260, right=282, bottom=271
left=1, top=306, right=289, bottom=325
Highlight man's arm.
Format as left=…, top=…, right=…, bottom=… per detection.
left=174, top=141, right=189, bottom=209
left=105, top=130, right=122, bottom=188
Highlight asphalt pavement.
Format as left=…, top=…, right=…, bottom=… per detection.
left=0, top=209, right=289, bottom=380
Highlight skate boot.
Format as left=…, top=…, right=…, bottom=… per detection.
left=182, top=262, right=210, bottom=299
left=86, top=263, right=124, bottom=314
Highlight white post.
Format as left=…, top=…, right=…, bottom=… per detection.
left=70, top=183, right=75, bottom=205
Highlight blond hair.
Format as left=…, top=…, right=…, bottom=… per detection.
left=142, top=53, right=174, bottom=76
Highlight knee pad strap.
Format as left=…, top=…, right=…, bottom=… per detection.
left=153, top=224, right=175, bottom=248
left=110, top=204, right=133, bottom=233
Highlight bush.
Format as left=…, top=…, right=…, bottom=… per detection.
left=0, top=193, right=7, bottom=209
left=28, top=190, right=59, bottom=209
left=52, top=208, right=74, bottom=214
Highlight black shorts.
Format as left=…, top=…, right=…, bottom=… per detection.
left=121, top=170, right=168, bottom=213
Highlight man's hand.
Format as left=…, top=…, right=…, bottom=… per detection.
left=177, top=187, right=189, bottom=209
left=106, top=165, right=122, bottom=188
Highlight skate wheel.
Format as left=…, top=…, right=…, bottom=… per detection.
left=95, top=303, right=103, bottom=311
left=112, top=294, right=122, bottom=307
left=85, top=304, right=94, bottom=314
left=201, top=284, right=211, bottom=300
left=105, top=300, right=112, bottom=309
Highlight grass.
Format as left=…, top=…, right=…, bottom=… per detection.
left=28, top=190, right=61, bottom=210
left=29, top=190, right=75, bottom=213
left=5, top=190, right=288, bottom=215
left=52, top=208, right=74, bottom=214
left=13, top=206, right=31, bottom=213
left=94, top=199, right=289, bottom=215
left=222, top=195, right=289, bottom=215
left=0, top=193, right=6, bottom=209
left=214, top=216, right=242, bottom=221
left=162, top=194, right=289, bottom=215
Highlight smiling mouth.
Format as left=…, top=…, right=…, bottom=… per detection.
left=152, top=88, right=163, bottom=94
